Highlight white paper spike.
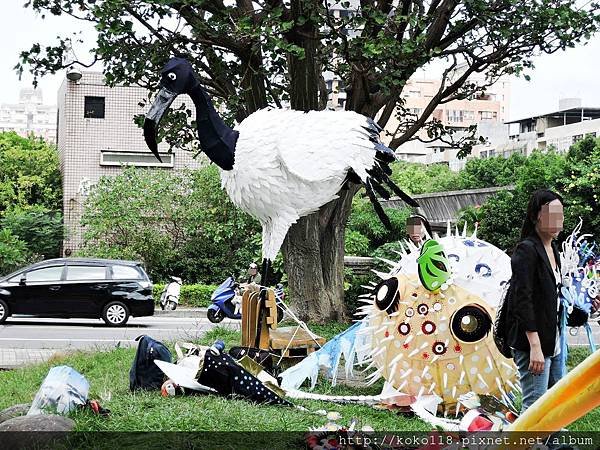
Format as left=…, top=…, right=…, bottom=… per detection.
left=452, top=386, right=457, bottom=399
left=390, top=353, right=405, bottom=366
left=462, top=221, right=467, bottom=238
left=371, top=270, right=389, bottom=279
left=380, top=335, right=394, bottom=344
left=443, top=373, right=448, bottom=389
left=400, top=368, right=413, bottom=379
left=365, top=372, right=383, bottom=386
left=486, top=356, right=494, bottom=371
left=446, top=221, right=451, bottom=237
left=398, top=380, right=408, bottom=391
left=361, top=285, right=375, bottom=291
left=377, top=257, right=400, bottom=268
left=477, top=374, right=489, bottom=388
left=428, top=382, right=436, bottom=393
left=417, top=386, right=425, bottom=399
left=495, top=377, right=503, bottom=391
left=408, top=348, right=420, bottom=357
left=459, top=371, right=466, bottom=385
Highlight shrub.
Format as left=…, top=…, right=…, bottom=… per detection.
left=153, top=283, right=218, bottom=308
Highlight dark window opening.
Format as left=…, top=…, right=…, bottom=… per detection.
left=84, top=96, right=105, bottom=119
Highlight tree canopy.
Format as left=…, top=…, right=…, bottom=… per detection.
left=19, top=0, right=600, bottom=153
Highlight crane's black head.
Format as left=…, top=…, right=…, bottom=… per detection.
left=144, top=57, right=199, bottom=161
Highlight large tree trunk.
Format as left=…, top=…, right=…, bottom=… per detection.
left=282, top=0, right=362, bottom=322
left=282, top=184, right=360, bottom=322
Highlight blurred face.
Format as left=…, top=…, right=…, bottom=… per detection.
left=536, top=199, right=564, bottom=239
left=407, top=218, right=425, bottom=244
left=248, top=266, right=257, bottom=276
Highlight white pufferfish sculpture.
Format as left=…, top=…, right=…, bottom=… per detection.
left=358, top=224, right=518, bottom=414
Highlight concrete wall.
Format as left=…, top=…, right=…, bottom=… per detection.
left=383, top=185, right=514, bottom=229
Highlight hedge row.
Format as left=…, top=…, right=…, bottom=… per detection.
left=152, top=283, right=218, bottom=308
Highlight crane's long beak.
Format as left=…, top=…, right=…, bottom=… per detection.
left=506, top=349, right=600, bottom=444
left=143, top=86, right=178, bottom=162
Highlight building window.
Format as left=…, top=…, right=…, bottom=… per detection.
left=100, top=150, right=174, bottom=168
left=337, top=98, right=345, bottom=108
left=479, top=111, right=497, bottom=120
left=447, top=110, right=464, bottom=123
left=84, top=96, right=105, bottom=119
left=488, top=149, right=496, bottom=157
left=480, top=150, right=487, bottom=158
left=573, top=134, right=584, bottom=142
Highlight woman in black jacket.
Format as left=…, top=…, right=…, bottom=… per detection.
left=507, top=189, right=565, bottom=413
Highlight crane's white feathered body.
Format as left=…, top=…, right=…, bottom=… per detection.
left=220, top=109, right=380, bottom=260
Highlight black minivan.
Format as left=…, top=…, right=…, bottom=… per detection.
left=0, top=258, right=154, bottom=326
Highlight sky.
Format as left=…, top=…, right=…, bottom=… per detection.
left=2, top=2, right=600, bottom=121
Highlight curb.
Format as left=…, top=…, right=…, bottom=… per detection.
left=153, top=307, right=208, bottom=318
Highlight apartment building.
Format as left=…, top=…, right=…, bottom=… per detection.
left=57, top=72, right=202, bottom=255
left=0, top=88, right=57, bottom=144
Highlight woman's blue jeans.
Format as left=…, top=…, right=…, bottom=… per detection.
left=512, top=348, right=563, bottom=414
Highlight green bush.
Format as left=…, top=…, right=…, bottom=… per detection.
left=343, top=269, right=373, bottom=316
left=344, top=230, right=370, bottom=256
left=0, top=229, right=29, bottom=276
left=79, top=165, right=261, bottom=284
left=152, top=283, right=218, bottom=307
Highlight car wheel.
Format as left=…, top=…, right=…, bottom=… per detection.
left=207, top=308, right=224, bottom=323
left=102, top=301, right=130, bottom=326
left=0, top=299, right=9, bottom=324
left=165, top=301, right=177, bottom=311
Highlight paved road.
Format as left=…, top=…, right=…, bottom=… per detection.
left=0, top=314, right=240, bottom=368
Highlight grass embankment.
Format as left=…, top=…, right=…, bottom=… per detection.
left=0, top=325, right=597, bottom=432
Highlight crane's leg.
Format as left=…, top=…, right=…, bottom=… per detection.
left=260, top=258, right=270, bottom=288
left=254, top=258, right=272, bottom=348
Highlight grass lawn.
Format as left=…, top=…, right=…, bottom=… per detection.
left=0, top=325, right=597, bottom=433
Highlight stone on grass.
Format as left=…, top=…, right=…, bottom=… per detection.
left=0, top=404, right=30, bottom=424
left=0, top=414, right=75, bottom=449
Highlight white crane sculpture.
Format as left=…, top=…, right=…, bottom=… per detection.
left=144, top=57, right=418, bottom=340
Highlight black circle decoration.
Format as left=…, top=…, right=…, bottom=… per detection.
left=374, top=278, right=400, bottom=314
left=417, top=303, right=429, bottom=316
left=432, top=341, right=447, bottom=355
left=450, top=304, right=492, bottom=343
left=398, top=323, right=411, bottom=335
left=421, top=320, right=436, bottom=335
left=405, top=308, right=415, bottom=318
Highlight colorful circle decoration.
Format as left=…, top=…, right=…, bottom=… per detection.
left=405, top=307, right=415, bottom=318
left=432, top=341, right=447, bottom=355
left=422, top=320, right=436, bottom=335
left=417, top=303, right=429, bottom=315
left=398, top=323, right=411, bottom=335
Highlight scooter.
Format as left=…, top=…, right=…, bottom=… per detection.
left=159, top=276, right=182, bottom=311
left=207, top=276, right=285, bottom=324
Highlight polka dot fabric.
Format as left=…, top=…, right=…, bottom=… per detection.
left=198, top=351, right=292, bottom=406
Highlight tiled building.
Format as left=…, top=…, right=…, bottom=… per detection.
left=0, top=88, right=57, bottom=144
left=57, top=72, right=202, bottom=256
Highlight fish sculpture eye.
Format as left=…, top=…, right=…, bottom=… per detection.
left=374, top=278, right=399, bottom=314
left=168, top=72, right=177, bottom=81
left=450, top=304, right=492, bottom=343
